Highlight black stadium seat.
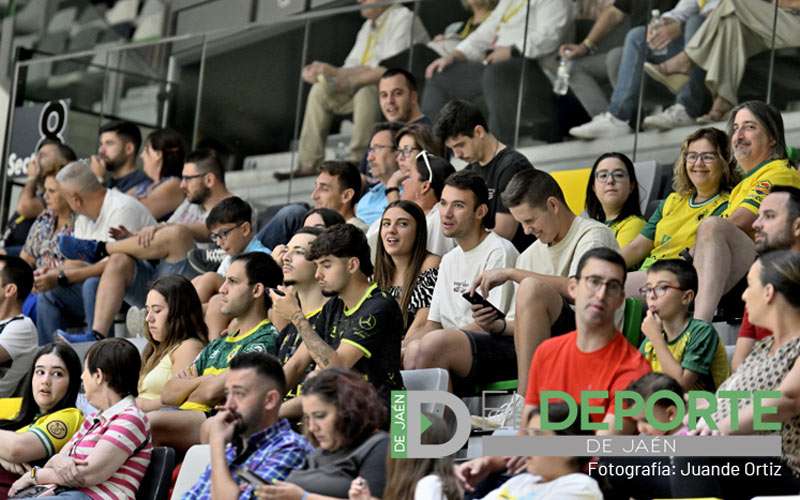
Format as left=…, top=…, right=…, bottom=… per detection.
left=138, top=446, right=176, bottom=500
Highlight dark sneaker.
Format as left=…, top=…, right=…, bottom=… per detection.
left=187, top=247, right=227, bottom=274
left=57, top=329, right=103, bottom=343
left=58, top=235, right=104, bottom=263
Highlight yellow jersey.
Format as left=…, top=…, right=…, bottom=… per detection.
left=723, top=158, right=800, bottom=217
left=640, top=319, right=730, bottom=391
left=640, top=191, right=729, bottom=270
left=17, top=407, right=83, bottom=457
left=607, top=215, right=646, bottom=248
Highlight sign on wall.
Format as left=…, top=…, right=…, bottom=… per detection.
left=5, top=100, right=69, bottom=179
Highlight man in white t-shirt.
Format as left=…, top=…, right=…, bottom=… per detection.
left=56, top=149, right=233, bottom=343
left=275, top=0, right=429, bottom=179
left=34, top=160, right=154, bottom=343
left=0, top=256, right=38, bottom=397
left=470, top=168, right=618, bottom=425
left=403, top=171, right=518, bottom=392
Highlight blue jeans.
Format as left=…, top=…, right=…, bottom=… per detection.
left=608, top=25, right=685, bottom=121
left=36, top=277, right=99, bottom=345
left=676, top=14, right=711, bottom=117
left=255, top=203, right=308, bottom=249
left=37, top=491, right=91, bottom=500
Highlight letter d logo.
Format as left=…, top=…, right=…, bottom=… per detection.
left=390, top=390, right=471, bottom=459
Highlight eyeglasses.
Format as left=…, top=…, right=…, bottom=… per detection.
left=367, top=144, right=395, bottom=154
left=685, top=152, right=718, bottom=164
left=595, top=170, right=628, bottom=183
left=396, top=146, right=420, bottom=159
left=638, top=284, right=683, bottom=298
left=415, top=150, right=434, bottom=182
left=578, top=275, right=624, bottom=297
left=209, top=222, right=245, bottom=242
left=181, top=172, right=206, bottom=181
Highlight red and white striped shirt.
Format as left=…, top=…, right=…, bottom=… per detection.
left=64, top=395, right=152, bottom=499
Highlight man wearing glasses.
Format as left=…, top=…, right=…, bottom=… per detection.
left=459, top=248, right=650, bottom=481
left=522, top=247, right=651, bottom=433
left=55, top=149, right=232, bottom=342
left=356, top=122, right=403, bottom=226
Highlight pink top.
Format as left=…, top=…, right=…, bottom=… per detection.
left=64, top=396, right=152, bottom=499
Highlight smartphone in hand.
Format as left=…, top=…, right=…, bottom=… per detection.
left=461, top=291, right=506, bottom=320
left=237, top=468, right=270, bottom=486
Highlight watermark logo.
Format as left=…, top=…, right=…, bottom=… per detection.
left=390, top=391, right=470, bottom=458
left=391, top=390, right=783, bottom=459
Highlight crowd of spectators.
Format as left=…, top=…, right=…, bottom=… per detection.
left=0, top=0, right=800, bottom=498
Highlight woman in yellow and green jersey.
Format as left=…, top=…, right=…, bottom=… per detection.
left=0, top=343, right=83, bottom=496
left=584, top=152, right=646, bottom=250
left=621, top=127, right=740, bottom=297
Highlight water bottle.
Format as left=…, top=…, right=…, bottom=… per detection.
left=553, top=51, right=573, bottom=96
left=649, top=9, right=668, bottom=56
left=335, top=141, right=348, bottom=161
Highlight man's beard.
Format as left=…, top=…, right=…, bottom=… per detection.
left=103, top=154, right=126, bottom=172
left=755, top=227, right=794, bottom=254
left=189, top=185, right=211, bottom=204
left=321, top=289, right=338, bottom=297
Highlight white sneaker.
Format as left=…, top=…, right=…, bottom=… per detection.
left=471, top=393, right=524, bottom=430
left=125, top=306, right=146, bottom=338
left=643, top=104, right=694, bottom=131
left=569, top=112, right=632, bottom=140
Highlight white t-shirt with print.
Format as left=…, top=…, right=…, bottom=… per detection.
left=481, top=472, right=603, bottom=500
left=428, top=231, right=518, bottom=330
left=74, top=189, right=156, bottom=241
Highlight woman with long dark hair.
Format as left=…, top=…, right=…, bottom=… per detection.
left=9, top=338, right=152, bottom=499
left=136, top=128, right=187, bottom=221
left=349, top=413, right=462, bottom=500
left=374, top=200, right=439, bottom=339
left=584, top=152, right=644, bottom=248
left=136, top=275, right=208, bottom=412
left=0, top=343, right=82, bottom=495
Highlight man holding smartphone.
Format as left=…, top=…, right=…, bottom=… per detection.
left=403, top=171, right=519, bottom=393
left=183, top=352, right=312, bottom=500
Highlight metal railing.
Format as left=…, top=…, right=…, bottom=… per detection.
left=1, top=0, right=794, bottom=226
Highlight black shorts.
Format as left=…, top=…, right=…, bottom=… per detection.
left=552, top=296, right=577, bottom=337
left=453, top=331, right=517, bottom=395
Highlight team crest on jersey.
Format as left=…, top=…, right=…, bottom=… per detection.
left=358, top=315, right=377, bottom=331
left=46, top=420, right=68, bottom=440
left=754, top=180, right=772, bottom=196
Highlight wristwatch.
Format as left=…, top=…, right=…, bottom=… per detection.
left=57, top=270, right=69, bottom=287
left=385, top=187, right=400, bottom=195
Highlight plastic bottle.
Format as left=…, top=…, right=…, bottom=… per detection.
left=649, top=9, right=668, bottom=56
left=335, top=141, right=348, bottom=161
left=553, top=51, right=573, bottom=96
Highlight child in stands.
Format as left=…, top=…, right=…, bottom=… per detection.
left=473, top=402, right=602, bottom=499
left=639, top=258, right=729, bottom=392
left=628, top=372, right=688, bottom=436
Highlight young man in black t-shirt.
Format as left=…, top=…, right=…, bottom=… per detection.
left=275, top=227, right=328, bottom=419
left=434, top=100, right=535, bottom=252
left=270, top=223, right=404, bottom=403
